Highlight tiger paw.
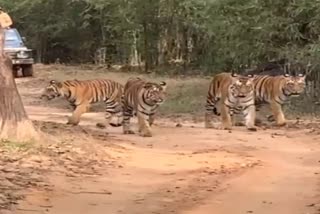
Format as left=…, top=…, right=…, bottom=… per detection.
left=275, top=122, right=286, bottom=127
left=66, top=120, right=79, bottom=126
left=148, top=120, right=154, bottom=127
left=234, top=121, right=245, bottom=127
left=96, top=123, right=106, bottom=129
left=267, top=115, right=275, bottom=122
left=247, top=126, right=257, bottom=131
left=254, top=118, right=263, bottom=126
left=140, top=130, right=152, bottom=137
left=109, top=122, right=122, bottom=127
left=205, top=122, right=215, bottom=129
left=123, top=130, right=135, bottom=134
left=218, top=125, right=232, bottom=130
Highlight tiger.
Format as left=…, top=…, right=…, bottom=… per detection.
left=253, top=73, right=306, bottom=126
left=121, top=77, right=167, bottom=137
left=205, top=72, right=257, bottom=131
left=40, top=79, right=124, bottom=127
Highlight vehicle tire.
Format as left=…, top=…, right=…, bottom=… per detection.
left=22, top=64, right=33, bottom=77
left=12, top=66, right=19, bottom=78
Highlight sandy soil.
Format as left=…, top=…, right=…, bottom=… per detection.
left=2, top=67, right=320, bottom=214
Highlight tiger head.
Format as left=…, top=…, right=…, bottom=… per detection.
left=40, top=80, right=64, bottom=100
left=229, top=73, right=254, bottom=98
left=143, top=81, right=167, bottom=104
left=282, top=73, right=306, bottom=97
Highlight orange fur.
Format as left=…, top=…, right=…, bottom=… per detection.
left=41, top=79, right=124, bottom=126
left=122, top=77, right=167, bottom=137
left=205, top=73, right=256, bottom=131
left=253, top=74, right=306, bottom=126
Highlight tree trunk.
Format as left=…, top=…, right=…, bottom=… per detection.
left=143, top=21, right=150, bottom=73
left=130, top=31, right=139, bottom=66
left=0, top=28, right=38, bottom=141
left=182, top=26, right=189, bottom=72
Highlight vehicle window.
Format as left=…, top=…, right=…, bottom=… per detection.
left=5, top=30, right=20, bottom=41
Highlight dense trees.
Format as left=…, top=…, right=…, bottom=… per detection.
left=1, top=0, right=320, bottom=73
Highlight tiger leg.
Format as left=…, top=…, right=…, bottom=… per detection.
left=220, top=103, right=232, bottom=130
left=205, top=112, right=215, bottom=128
left=243, top=105, right=257, bottom=131
left=254, top=104, right=266, bottom=126
left=266, top=115, right=275, bottom=122
left=231, top=109, right=245, bottom=127
left=122, top=107, right=135, bottom=134
left=104, top=112, right=123, bottom=129
left=108, top=111, right=123, bottom=127
left=67, top=104, right=89, bottom=125
left=149, top=114, right=155, bottom=126
left=106, top=100, right=123, bottom=127
left=137, top=112, right=152, bottom=137
left=138, top=114, right=155, bottom=132
left=270, top=101, right=286, bottom=126
left=205, top=98, right=218, bottom=128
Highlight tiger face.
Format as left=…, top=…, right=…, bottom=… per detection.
left=144, top=81, right=167, bottom=104
left=40, top=80, right=63, bottom=100
left=229, top=74, right=254, bottom=98
left=282, top=74, right=306, bottom=97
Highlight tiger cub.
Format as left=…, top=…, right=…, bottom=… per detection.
left=253, top=73, right=306, bottom=126
left=122, top=77, right=167, bottom=137
left=41, top=79, right=124, bottom=127
left=205, top=72, right=256, bottom=131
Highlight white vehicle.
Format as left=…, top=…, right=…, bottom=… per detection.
left=4, top=28, right=34, bottom=77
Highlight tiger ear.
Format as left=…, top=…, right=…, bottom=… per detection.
left=159, top=81, right=167, bottom=91
left=231, top=71, right=238, bottom=77
left=143, top=82, right=154, bottom=89
left=297, top=73, right=306, bottom=82
left=50, top=80, right=62, bottom=87
left=246, top=74, right=254, bottom=78
left=283, top=73, right=290, bottom=78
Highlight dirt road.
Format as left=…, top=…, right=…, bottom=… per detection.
left=11, top=106, right=320, bottom=214
left=183, top=129, right=320, bottom=214
left=4, top=70, right=320, bottom=214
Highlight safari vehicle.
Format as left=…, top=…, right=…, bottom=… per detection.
left=4, top=28, right=34, bottom=77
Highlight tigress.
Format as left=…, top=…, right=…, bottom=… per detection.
left=253, top=73, right=306, bottom=126
left=121, top=77, right=167, bottom=137
left=205, top=72, right=257, bottom=131
left=40, top=79, right=124, bottom=127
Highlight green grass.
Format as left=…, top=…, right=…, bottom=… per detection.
left=159, top=78, right=209, bottom=115
left=0, top=139, right=36, bottom=152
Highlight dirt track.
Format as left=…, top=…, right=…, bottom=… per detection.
left=4, top=69, right=320, bottom=214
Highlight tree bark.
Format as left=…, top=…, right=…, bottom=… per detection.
left=143, top=21, right=150, bottom=73
left=0, top=28, right=38, bottom=141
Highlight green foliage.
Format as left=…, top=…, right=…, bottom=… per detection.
left=1, top=0, right=320, bottom=72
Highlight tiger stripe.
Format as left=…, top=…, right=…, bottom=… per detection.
left=205, top=72, right=257, bottom=131
left=252, top=73, right=306, bottom=126
left=122, top=77, right=167, bottom=137
left=41, top=79, right=124, bottom=127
